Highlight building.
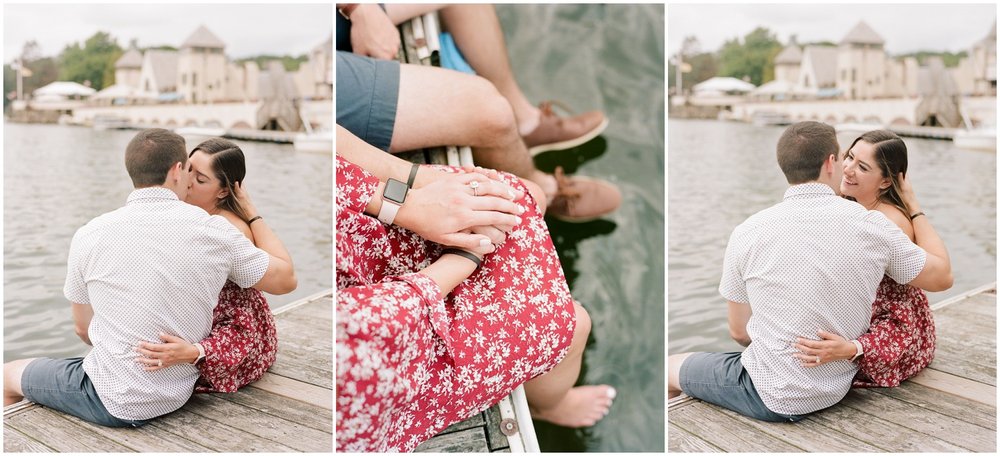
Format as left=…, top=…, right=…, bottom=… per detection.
left=836, top=21, right=888, bottom=100
left=114, top=48, right=143, bottom=89
left=773, top=36, right=802, bottom=84
left=137, top=49, right=178, bottom=96
left=115, top=25, right=331, bottom=104
left=796, top=45, right=838, bottom=96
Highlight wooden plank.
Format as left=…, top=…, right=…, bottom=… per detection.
left=277, top=308, right=334, bottom=335
left=57, top=410, right=214, bottom=452
left=150, top=406, right=298, bottom=452
left=3, top=425, right=55, bottom=452
left=840, top=388, right=996, bottom=452
left=184, top=394, right=332, bottom=452
left=669, top=401, right=803, bottom=452
left=483, top=403, right=510, bottom=451
left=285, top=296, right=333, bottom=318
left=668, top=423, right=723, bottom=453
left=415, top=427, right=490, bottom=453
left=252, top=372, right=332, bottom=410
left=807, top=398, right=968, bottom=452
left=269, top=353, right=333, bottom=389
left=710, top=399, right=883, bottom=452
left=214, top=387, right=332, bottom=433
left=872, top=381, right=996, bottom=430
left=928, top=343, right=997, bottom=386
left=276, top=317, right=334, bottom=353
left=437, top=411, right=485, bottom=435
left=944, top=293, right=997, bottom=318
left=5, top=407, right=133, bottom=452
left=909, top=368, right=997, bottom=406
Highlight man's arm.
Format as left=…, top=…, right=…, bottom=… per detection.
left=71, top=303, right=93, bottom=346
left=728, top=301, right=752, bottom=347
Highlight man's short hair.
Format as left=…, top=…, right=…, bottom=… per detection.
left=776, top=121, right=840, bottom=184
left=124, top=129, right=187, bottom=188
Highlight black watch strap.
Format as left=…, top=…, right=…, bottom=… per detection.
left=407, top=163, right=420, bottom=188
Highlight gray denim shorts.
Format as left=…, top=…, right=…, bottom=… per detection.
left=21, top=357, right=149, bottom=428
left=679, top=351, right=805, bottom=423
left=336, top=51, right=400, bottom=152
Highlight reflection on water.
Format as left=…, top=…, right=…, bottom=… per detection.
left=500, top=4, right=664, bottom=452
left=4, top=123, right=332, bottom=361
left=668, top=119, right=997, bottom=354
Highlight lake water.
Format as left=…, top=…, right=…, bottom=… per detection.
left=499, top=4, right=665, bottom=452
left=668, top=119, right=997, bottom=354
left=3, top=123, right=332, bottom=361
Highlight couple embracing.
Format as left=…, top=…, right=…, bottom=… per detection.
left=668, top=121, right=952, bottom=421
left=3, top=129, right=296, bottom=427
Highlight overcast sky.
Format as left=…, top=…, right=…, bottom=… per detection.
left=669, top=3, right=996, bottom=56
left=4, top=3, right=332, bottom=63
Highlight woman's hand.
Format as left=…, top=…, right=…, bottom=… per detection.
left=792, top=330, right=857, bottom=367
left=897, top=172, right=921, bottom=214
left=135, top=333, right=200, bottom=371
left=233, top=181, right=259, bottom=219
left=350, top=4, right=401, bottom=60
left=394, top=172, right=524, bottom=251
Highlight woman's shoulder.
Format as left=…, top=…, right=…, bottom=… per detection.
left=876, top=204, right=914, bottom=240
left=218, top=210, right=254, bottom=242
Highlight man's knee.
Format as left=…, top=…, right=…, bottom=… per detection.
left=4, top=358, right=36, bottom=397
left=467, top=76, right=517, bottom=145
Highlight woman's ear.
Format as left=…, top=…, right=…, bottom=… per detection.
left=879, top=177, right=892, bottom=190
left=217, top=188, right=230, bottom=200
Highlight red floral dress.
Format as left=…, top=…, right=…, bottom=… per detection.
left=194, top=281, right=278, bottom=393
left=335, top=155, right=576, bottom=452
left=853, top=276, right=935, bottom=388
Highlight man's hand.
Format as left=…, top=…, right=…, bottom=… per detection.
left=134, top=333, right=200, bottom=371
left=71, top=303, right=93, bottom=346
left=793, top=330, right=856, bottom=367
left=350, top=4, right=401, bottom=60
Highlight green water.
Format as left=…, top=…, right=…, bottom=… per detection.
left=499, top=4, right=665, bottom=452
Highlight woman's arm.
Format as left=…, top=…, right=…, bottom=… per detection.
left=897, top=172, right=953, bottom=291
left=235, top=182, right=297, bottom=294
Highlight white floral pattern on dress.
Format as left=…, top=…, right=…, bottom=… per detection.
left=335, top=156, right=575, bottom=452
left=195, top=281, right=278, bottom=393
left=853, top=276, right=935, bottom=388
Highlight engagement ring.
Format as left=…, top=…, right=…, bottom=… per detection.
left=470, top=180, right=480, bottom=196
left=815, top=356, right=820, bottom=364
left=158, top=359, right=163, bottom=367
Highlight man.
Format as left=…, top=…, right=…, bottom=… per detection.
left=3, top=129, right=297, bottom=427
left=336, top=4, right=621, bottom=222
left=667, top=121, right=952, bottom=421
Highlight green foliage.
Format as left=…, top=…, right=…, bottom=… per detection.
left=668, top=52, right=719, bottom=91
left=895, top=50, right=968, bottom=68
left=717, top=27, right=782, bottom=86
left=235, top=54, right=309, bottom=72
left=58, top=31, right=122, bottom=90
left=143, top=45, right=178, bottom=52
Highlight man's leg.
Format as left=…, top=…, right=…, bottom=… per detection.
left=523, top=302, right=615, bottom=428
left=668, top=352, right=694, bottom=399
left=4, top=358, right=36, bottom=406
left=391, top=64, right=554, bottom=193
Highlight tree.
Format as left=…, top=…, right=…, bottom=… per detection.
left=236, top=54, right=309, bottom=72
left=718, top=27, right=782, bottom=86
left=59, top=31, right=122, bottom=90
left=669, top=36, right=719, bottom=93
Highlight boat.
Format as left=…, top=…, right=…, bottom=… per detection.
left=174, top=126, right=226, bottom=144
left=751, top=111, right=791, bottom=126
left=953, top=128, right=996, bottom=151
left=91, top=115, right=130, bottom=130
left=293, top=130, right=332, bottom=153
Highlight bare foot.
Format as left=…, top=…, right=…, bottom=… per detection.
left=530, top=385, right=616, bottom=427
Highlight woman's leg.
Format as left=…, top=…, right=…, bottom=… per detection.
left=523, top=302, right=615, bottom=427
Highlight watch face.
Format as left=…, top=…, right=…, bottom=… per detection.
left=383, top=178, right=408, bottom=204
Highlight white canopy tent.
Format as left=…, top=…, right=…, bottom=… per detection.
left=32, top=81, right=96, bottom=99
left=692, top=77, right=756, bottom=95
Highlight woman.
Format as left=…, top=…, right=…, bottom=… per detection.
left=134, top=138, right=287, bottom=393
left=794, top=130, right=945, bottom=387
left=336, top=126, right=614, bottom=452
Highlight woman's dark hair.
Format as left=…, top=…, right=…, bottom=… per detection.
left=844, top=130, right=910, bottom=216
left=189, top=138, right=252, bottom=222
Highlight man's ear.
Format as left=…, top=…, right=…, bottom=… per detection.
left=824, top=154, right=836, bottom=176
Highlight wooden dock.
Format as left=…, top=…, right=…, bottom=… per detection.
left=669, top=283, right=997, bottom=453
left=3, top=290, right=333, bottom=452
